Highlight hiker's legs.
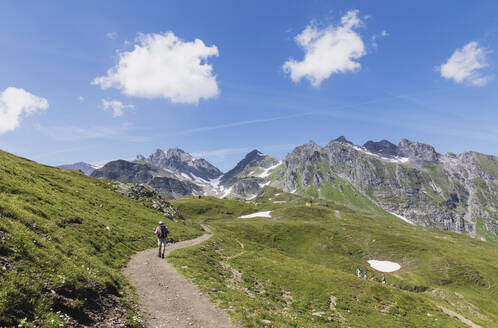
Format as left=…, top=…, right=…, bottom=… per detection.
left=157, top=238, right=166, bottom=257
left=161, top=239, right=166, bottom=257
left=157, top=239, right=162, bottom=257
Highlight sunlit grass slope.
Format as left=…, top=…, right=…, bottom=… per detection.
left=0, top=150, right=202, bottom=327
left=170, top=196, right=498, bottom=327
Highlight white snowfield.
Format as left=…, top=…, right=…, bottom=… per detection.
left=351, top=145, right=410, bottom=164
left=255, top=161, right=282, bottom=178
left=367, top=260, right=401, bottom=272
left=259, top=180, right=271, bottom=188
left=388, top=210, right=415, bottom=225
left=238, top=211, right=272, bottom=219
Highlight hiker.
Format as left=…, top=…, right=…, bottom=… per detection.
left=356, top=267, right=362, bottom=278
left=382, top=274, right=386, bottom=284
left=363, top=272, right=368, bottom=279
left=154, top=221, right=170, bottom=258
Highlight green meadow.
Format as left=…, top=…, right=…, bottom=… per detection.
left=170, top=194, right=498, bottom=327
left=1, top=149, right=497, bottom=327
left=0, top=150, right=201, bottom=327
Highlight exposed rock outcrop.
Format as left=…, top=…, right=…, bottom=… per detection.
left=91, top=160, right=201, bottom=199
left=275, top=137, right=497, bottom=236
left=137, top=148, right=222, bottom=181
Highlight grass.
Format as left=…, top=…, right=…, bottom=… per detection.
left=169, top=196, right=498, bottom=327
left=0, top=150, right=202, bottom=327
left=2, top=148, right=497, bottom=327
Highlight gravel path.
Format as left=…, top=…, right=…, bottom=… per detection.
left=124, top=226, right=237, bottom=328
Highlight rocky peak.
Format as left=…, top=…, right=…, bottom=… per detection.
left=165, top=148, right=194, bottom=162
left=136, top=147, right=222, bottom=180
left=363, top=140, right=399, bottom=157
left=57, top=162, right=97, bottom=176
left=293, top=140, right=321, bottom=154
left=333, top=136, right=353, bottom=144
left=398, top=138, right=439, bottom=162
left=136, top=154, right=146, bottom=162
left=285, top=141, right=324, bottom=172
left=220, top=149, right=278, bottom=186
left=245, top=149, right=264, bottom=160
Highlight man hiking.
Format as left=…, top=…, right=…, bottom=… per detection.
left=154, top=221, right=169, bottom=258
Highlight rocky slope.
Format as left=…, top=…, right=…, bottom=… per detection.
left=91, top=160, right=202, bottom=199
left=74, top=140, right=497, bottom=238
left=271, top=137, right=497, bottom=237
left=136, top=148, right=222, bottom=181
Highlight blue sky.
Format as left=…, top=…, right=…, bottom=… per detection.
left=0, top=1, right=497, bottom=171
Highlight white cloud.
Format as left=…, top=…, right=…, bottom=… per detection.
left=0, top=87, right=48, bottom=134
left=283, top=10, right=366, bottom=87
left=92, top=31, right=220, bottom=104
left=78, top=96, right=84, bottom=101
left=106, top=32, right=119, bottom=40
left=439, top=41, right=493, bottom=86
left=102, top=99, right=134, bottom=117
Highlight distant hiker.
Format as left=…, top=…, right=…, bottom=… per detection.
left=382, top=274, right=386, bottom=284
left=154, top=221, right=169, bottom=258
left=356, top=267, right=362, bottom=278
left=363, top=272, right=368, bottom=279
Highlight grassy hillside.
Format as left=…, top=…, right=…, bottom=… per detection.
left=0, top=150, right=202, bottom=327
left=170, top=196, right=498, bottom=327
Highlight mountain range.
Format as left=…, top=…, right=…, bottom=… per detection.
left=59, top=136, right=497, bottom=239
left=57, top=161, right=100, bottom=176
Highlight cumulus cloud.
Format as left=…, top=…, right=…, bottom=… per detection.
left=92, top=31, right=220, bottom=104
left=78, top=96, right=85, bottom=101
left=283, top=10, right=366, bottom=87
left=102, top=99, right=134, bottom=117
left=438, top=41, right=493, bottom=86
left=0, top=87, right=48, bottom=134
left=106, top=32, right=119, bottom=40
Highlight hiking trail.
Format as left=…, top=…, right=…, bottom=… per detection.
left=124, top=225, right=237, bottom=328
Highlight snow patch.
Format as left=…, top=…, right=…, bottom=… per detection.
left=246, top=194, right=257, bottom=200
left=239, top=211, right=272, bottom=219
left=368, top=260, right=401, bottom=273
left=208, top=176, right=222, bottom=188
left=221, top=186, right=233, bottom=198
left=351, top=145, right=409, bottom=164
left=256, top=161, right=282, bottom=178
left=388, top=210, right=415, bottom=225
left=190, top=174, right=209, bottom=184
left=260, top=180, right=271, bottom=188
left=89, top=162, right=107, bottom=169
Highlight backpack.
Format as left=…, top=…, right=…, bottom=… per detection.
left=159, top=225, right=169, bottom=238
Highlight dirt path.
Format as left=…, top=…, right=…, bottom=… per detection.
left=124, top=226, right=237, bottom=328
left=438, top=306, right=482, bottom=328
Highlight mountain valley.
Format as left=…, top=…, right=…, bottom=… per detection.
left=85, top=136, right=497, bottom=240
